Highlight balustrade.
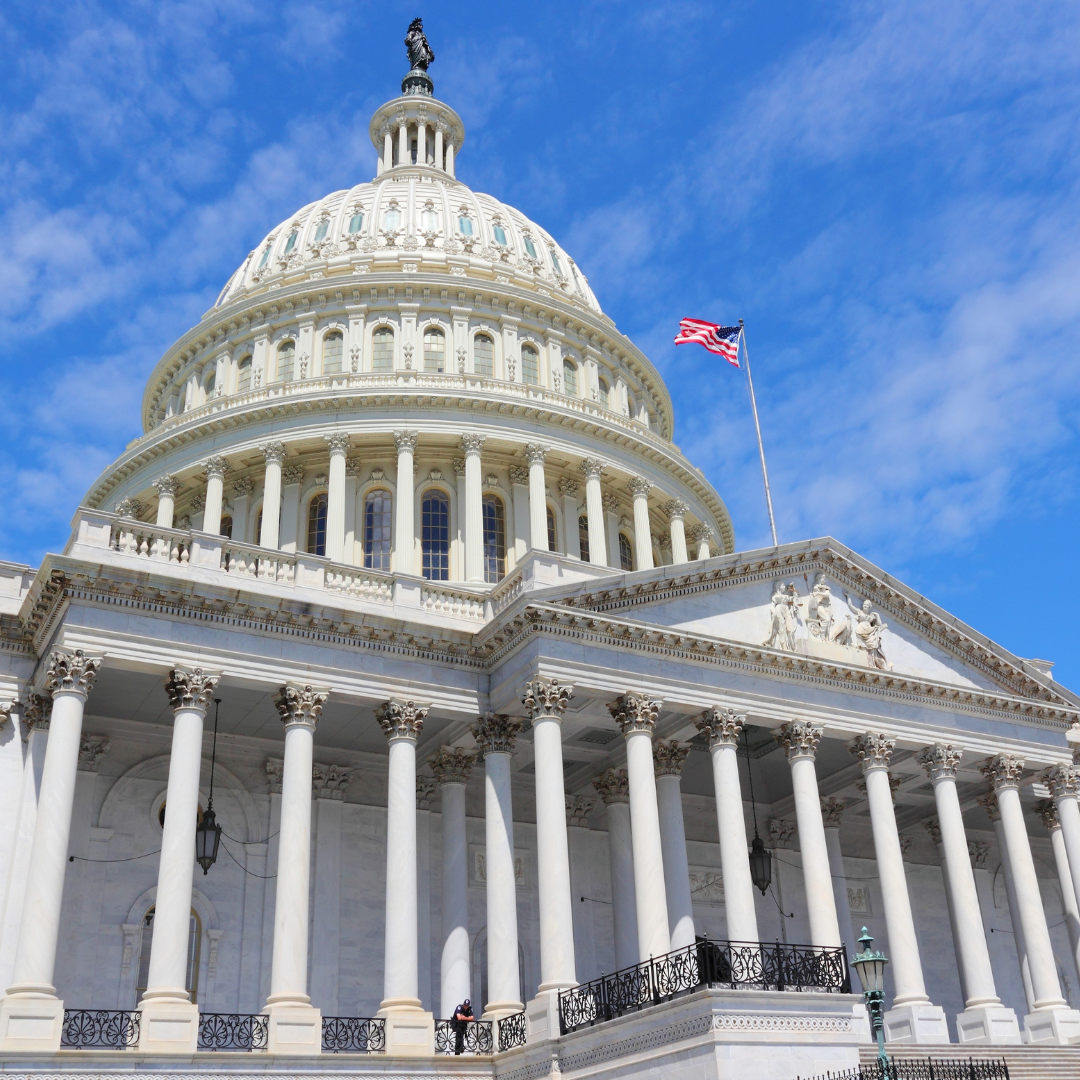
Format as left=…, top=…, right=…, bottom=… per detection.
left=197, top=1012, right=269, bottom=1051
left=60, top=1009, right=139, bottom=1049
left=497, top=1011, right=527, bottom=1052
left=434, top=1017, right=493, bottom=1055
left=321, top=1016, right=386, bottom=1053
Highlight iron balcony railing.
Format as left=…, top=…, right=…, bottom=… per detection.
left=320, top=1016, right=386, bottom=1053
left=197, top=1012, right=268, bottom=1051
left=498, top=1010, right=527, bottom=1052
left=61, top=1010, right=139, bottom=1049
left=435, top=1017, right=493, bottom=1054
left=559, top=936, right=850, bottom=1035
left=798, top=1057, right=1009, bottom=1080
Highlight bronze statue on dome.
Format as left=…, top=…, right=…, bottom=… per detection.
left=405, top=18, right=434, bottom=71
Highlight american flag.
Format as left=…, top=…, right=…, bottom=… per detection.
left=674, top=318, right=742, bottom=366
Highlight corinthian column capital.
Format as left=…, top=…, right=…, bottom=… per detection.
left=523, top=442, right=548, bottom=466
left=981, top=753, right=1025, bottom=792
left=153, top=474, right=181, bottom=499
left=977, top=790, right=1001, bottom=822
left=695, top=706, right=745, bottom=747
left=566, top=795, right=595, bottom=826
left=460, top=434, right=485, bottom=456
left=663, top=499, right=689, bottom=521
left=203, top=455, right=230, bottom=480
left=45, top=649, right=101, bottom=700
left=579, top=458, right=605, bottom=481
left=376, top=699, right=427, bottom=742
left=429, top=746, right=476, bottom=784
left=261, top=441, right=286, bottom=465
left=558, top=477, right=579, bottom=498
left=522, top=677, right=573, bottom=722
left=849, top=731, right=895, bottom=772
left=593, top=767, right=630, bottom=804
left=1043, top=763, right=1080, bottom=800
left=626, top=478, right=652, bottom=498
left=394, top=430, right=419, bottom=454
left=164, top=667, right=220, bottom=713
left=916, top=742, right=963, bottom=782
left=324, top=432, right=351, bottom=455
left=653, top=739, right=689, bottom=776
left=471, top=712, right=524, bottom=755
left=608, top=691, right=662, bottom=736
left=274, top=684, right=328, bottom=729
left=1034, top=798, right=1060, bottom=831
left=820, top=796, right=846, bottom=828
left=777, top=720, right=823, bottom=761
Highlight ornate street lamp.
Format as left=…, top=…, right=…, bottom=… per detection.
left=195, top=698, right=223, bottom=874
left=852, top=927, right=889, bottom=1070
left=743, top=727, right=772, bottom=895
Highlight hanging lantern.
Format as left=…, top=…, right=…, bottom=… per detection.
left=748, top=834, right=772, bottom=895
left=194, top=698, right=223, bottom=875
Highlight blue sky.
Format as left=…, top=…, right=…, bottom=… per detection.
left=2, top=2, right=1079, bottom=686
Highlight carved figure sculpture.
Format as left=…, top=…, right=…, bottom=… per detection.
left=764, top=580, right=799, bottom=651
left=405, top=18, right=434, bottom=70
left=805, top=573, right=850, bottom=644
left=844, top=594, right=892, bottom=670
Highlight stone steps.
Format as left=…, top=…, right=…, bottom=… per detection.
left=858, top=1044, right=1080, bottom=1080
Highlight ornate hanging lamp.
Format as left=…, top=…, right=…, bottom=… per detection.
left=195, top=698, right=223, bottom=874
left=744, top=726, right=772, bottom=895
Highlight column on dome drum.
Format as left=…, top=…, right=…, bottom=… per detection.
left=393, top=433, right=418, bottom=576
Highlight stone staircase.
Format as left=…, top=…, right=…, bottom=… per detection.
left=859, top=1044, right=1080, bottom=1080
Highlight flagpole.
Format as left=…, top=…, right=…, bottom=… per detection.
left=738, top=319, right=779, bottom=548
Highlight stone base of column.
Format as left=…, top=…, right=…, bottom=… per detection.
left=524, top=989, right=564, bottom=1044
left=378, top=1006, right=435, bottom=1056
left=482, top=1000, right=525, bottom=1023
left=1023, top=1006, right=1080, bottom=1045
left=883, top=1002, right=950, bottom=1044
left=137, top=998, right=199, bottom=1052
left=0, top=994, right=65, bottom=1052
left=955, top=1004, right=1022, bottom=1044
left=265, top=1004, right=322, bottom=1055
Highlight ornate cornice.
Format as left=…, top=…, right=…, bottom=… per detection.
left=522, top=677, right=573, bottom=722
left=608, top=691, right=662, bottom=736
left=981, top=753, right=1025, bottom=792
left=45, top=648, right=100, bottom=699
left=695, top=706, right=745, bottom=747
left=776, top=720, right=823, bottom=761
left=593, top=767, right=630, bottom=805
left=164, top=667, right=219, bottom=713
left=1042, top=763, right=1080, bottom=800
left=274, top=684, right=328, bottom=728
left=916, top=742, right=963, bottom=782
left=849, top=732, right=895, bottom=772
left=377, top=699, right=427, bottom=742
left=429, top=746, right=475, bottom=784
left=820, top=796, right=845, bottom=828
left=653, top=738, right=689, bottom=776
left=471, top=712, right=523, bottom=756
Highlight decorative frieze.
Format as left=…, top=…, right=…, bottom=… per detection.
left=376, top=699, right=427, bottom=742
left=471, top=712, right=523, bottom=755
left=1042, top=763, right=1080, bottom=799
left=653, top=739, right=689, bottom=776
left=429, top=745, right=476, bottom=784
left=522, top=677, right=573, bottom=722
left=776, top=720, right=823, bottom=761
left=593, top=767, right=630, bottom=805
left=565, top=795, right=595, bottom=827
left=274, top=684, right=328, bottom=729
left=820, top=797, right=846, bottom=829
left=608, top=691, right=662, bottom=735
left=695, top=706, right=744, bottom=747
left=916, top=742, right=963, bottom=781
left=312, top=764, right=352, bottom=799
left=78, top=735, right=110, bottom=771
left=981, top=753, right=1025, bottom=792
left=164, top=667, right=219, bottom=712
left=45, top=648, right=101, bottom=699
left=849, top=731, right=895, bottom=772
left=1034, top=799, right=1060, bottom=831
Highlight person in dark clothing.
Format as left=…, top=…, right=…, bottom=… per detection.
left=452, top=998, right=473, bottom=1054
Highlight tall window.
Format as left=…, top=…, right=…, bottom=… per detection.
left=423, top=327, right=446, bottom=372
left=277, top=340, right=295, bottom=382
left=363, top=489, right=392, bottom=570
left=313, top=219, right=329, bottom=242
left=578, top=515, right=590, bottom=562
left=237, top=355, right=252, bottom=392
left=493, top=224, right=507, bottom=246
left=562, top=359, right=578, bottom=396
left=204, top=371, right=216, bottom=399
left=384, top=207, right=401, bottom=230
left=220, top=515, right=233, bottom=540
left=474, top=334, right=494, bottom=377
left=546, top=505, right=557, bottom=552
left=619, top=533, right=633, bottom=571
left=372, top=327, right=394, bottom=372
left=136, top=907, right=200, bottom=1006
left=348, top=210, right=364, bottom=234
left=598, top=377, right=610, bottom=409
left=323, top=331, right=343, bottom=374
left=283, top=230, right=298, bottom=255
left=524, top=235, right=537, bottom=259
left=458, top=215, right=474, bottom=236
left=482, top=495, right=506, bottom=583
left=521, top=344, right=540, bottom=385
left=257, top=243, right=272, bottom=269
left=307, top=493, right=328, bottom=555
left=421, top=490, right=450, bottom=580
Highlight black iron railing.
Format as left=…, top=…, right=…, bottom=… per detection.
left=798, top=1058, right=1009, bottom=1080
left=61, top=1010, right=139, bottom=1049
left=321, top=1016, right=386, bottom=1053
left=498, top=1010, right=527, bottom=1052
left=435, top=1017, right=493, bottom=1054
left=197, top=1012, right=268, bottom=1051
left=559, top=936, right=850, bottom=1034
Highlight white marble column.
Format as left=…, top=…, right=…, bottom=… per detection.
left=231, top=478, right=253, bottom=544
left=434, top=125, right=444, bottom=170
left=663, top=500, right=689, bottom=565
left=430, top=748, right=475, bottom=1018
left=324, top=433, right=350, bottom=562
left=594, top=769, right=638, bottom=971
left=609, top=693, right=670, bottom=960
left=398, top=122, right=408, bottom=165
left=1033, top=800, right=1080, bottom=992
left=259, top=442, right=285, bottom=549
left=579, top=459, right=607, bottom=566
left=653, top=741, right=695, bottom=951
left=821, top=798, right=861, bottom=993
left=0, top=651, right=99, bottom=1053
left=627, top=479, right=653, bottom=571
left=394, top=432, right=418, bottom=576
left=472, top=715, right=524, bottom=1018
left=777, top=722, right=842, bottom=949
left=154, top=475, right=180, bottom=528
left=559, top=479, right=580, bottom=558
left=1044, top=764, right=1080, bottom=946
left=383, top=129, right=393, bottom=171
left=695, top=708, right=759, bottom=943
left=524, top=444, right=549, bottom=551
left=416, top=120, right=426, bottom=165
left=917, top=744, right=1019, bottom=1044
left=850, top=733, right=949, bottom=1043
left=565, top=795, right=598, bottom=982
left=462, top=435, right=485, bottom=582
left=690, top=524, right=714, bottom=561
left=201, top=456, right=228, bottom=535
left=983, top=754, right=1080, bottom=1043
left=446, top=141, right=455, bottom=178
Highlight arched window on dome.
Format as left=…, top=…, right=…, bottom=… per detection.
left=482, top=494, right=506, bottom=583
left=562, top=359, right=578, bottom=397
left=550, top=249, right=564, bottom=278
left=348, top=210, right=364, bottom=235
left=492, top=224, right=508, bottom=247
left=458, top=213, right=474, bottom=237
left=363, top=489, right=392, bottom=571
left=546, top=505, right=558, bottom=552
left=313, top=219, right=329, bottom=243
left=306, top=493, right=328, bottom=556
left=598, top=377, right=610, bottom=409
left=421, top=489, right=450, bottom=581
left=383, top=206, right=401, bottom=231
left=578, top=515, right=590, bottom=563
left=420, top=205, right=438, bottom=232
left=523, top=235, right=538, bottom=259
left=203, top=369, right=216, bottom=400
left=473, top=334, right=494, bottom=378
left=372, top=327, right=394, bottom=372
left=423, top=327, right=446, bottom=373
left=136, top=906, right=200, bottom=1007
left=236, top=355, right=252, bottom=393
left=521, top=344, right=540, bottom=385
left=257, top=243, right=273, bottom=270
left=323, top=330, right=343, bottom=374
left=283, top=230, right=298, bottom=255
left=276, top=340, right=295, bottom=382
left=619, top=532, right=633, bottom=572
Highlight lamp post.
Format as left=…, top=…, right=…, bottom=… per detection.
left=852, top=927, right=889, bottom=1072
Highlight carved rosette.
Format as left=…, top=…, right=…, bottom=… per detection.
left=45, top=649, right=101, bottom=700
left=23, top=693, right=53, bottom=732
left=565, top=795, right=595, bottom=827
left=153, top=474, right=181, bottom=499
left=164, top=667, right=220, bottom=713
left=696, top=707, right=745, bottom=748
left=275, top=684, right=328, bottom=729
left=849, top=732, right=895, bottom=773
left=261, top=441, right=286, bottom=465
left=509, top=465, right=530, bottom=486
left=777, top=721, right=823, bottom=761
left=981, top=754, right=1025, bottom=793
left=471, top=712, right=524, bottom=756
left=1034, top=799, right=1060, bottom=832
left=522, top=677, right=574, bottom=723
left=593, top=767, right=630, bottom=805
left=663, top=499, right=689, bottom=522
left=977, top=790, right=1001, bottom=822
left=1043, top=763, right=1080, bottom=800
left=430, top=746, right=476, bottom=784
left=916, top=743, right=963, bottom=782
left=325, top=432, right=351, bottom=455
left=376, top=699, right=428, bottom=742
left=608, top=692, right=662, bottom=736
left=968, top=840, right=990, bottom=869
left=626, top=478, right=652, bottom=499
left=579, top=458, right=605, bottom=481
left=78, top=735, right=110, bottom=771
left=653, top=739, right=690, bottom=777
left=922, top=816, right=942, bottom=845
left=394, top=430, right=419, bottom=455
left=460, top=434, right=485, bottom=456
left=282, top=465, right=305, bottom=486
left=265, top=758, right=284, bottom=794
left=558, top=477, right=579, bottom=498
left=523, top=442, right=548, bottom=466
left=203, top=455, right=230, bottom=480
left=820, top=797, right=846, bottom=829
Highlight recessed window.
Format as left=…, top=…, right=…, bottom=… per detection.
left=551, top=249, right=563, bottom=276
left=421, top=208, right=438, bottom=231
left=547, top=505, right=557, bottom=552
left=237, top=355, right=252, bottom=392
left=257, top=243, right=272, bottom=269
left=323, top=330, right=343, bottom=374
left=384, top=207, right=401, bottom=230
left=307, top=493, right=328, bottom=556
left=521, top=344, right=540, bottom=385
left=421, top=489, right=450, bottom=581
left=220, top=515, right=233, bottom=540
left=619, top=533, right=633, bottom=572
left=283, top=230, right=298, bottom=255
left=458, top=215, right=473, bottom=236
left=493, top=224, right=507, bottom=246
left=473, top=334, right=494, bottom=377
left=563, top=359, right=578, bottom=396
left=277, top=340, right=295, bottom=382
left=423, top=327, right=446, bottom=373
left=348, top=211, right=364, bottom=234
left=524, top=235, right=537, bottom=259
left=136, top=907, right=200, bottom=1008
left=578, top=515, right=590, bottom=562
left=363, top=489, right=392, bottom=570
left=598, top=378, right=610, bottom=409
left=482, top=495, right=506, bottom=583
left=313, top=219, right=329, bottom=242
left=204, top=371, right=216, bottom=398
left=372, top=327, right=394, bottom=372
